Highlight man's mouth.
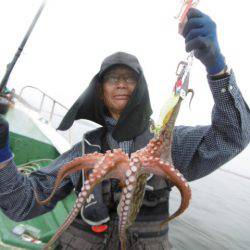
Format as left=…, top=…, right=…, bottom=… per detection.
left=114, top=95, right=130, bottom=100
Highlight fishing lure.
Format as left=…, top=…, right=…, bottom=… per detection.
left=151, top=0, right=199, bottom=136
left=176, top=0, right=200, bottom=34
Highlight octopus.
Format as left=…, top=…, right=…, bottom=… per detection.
left=36, top=62, right=193, bottom=250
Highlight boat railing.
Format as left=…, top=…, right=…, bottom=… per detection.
left=16, top=85, right=98, bottom=145
left=19, top=85, right=68, bottom=123
left=16, top=85, right=75, bottom=143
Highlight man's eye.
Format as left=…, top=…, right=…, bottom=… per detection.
left=127, top=77, right=135, bottom=81
left=104, top=76, right=117, bottom=83
left=103, top=75, right=137, bottom=84
left=109, top=76, right=118, bottom=83
left=125, top=77, right=137, bottom=83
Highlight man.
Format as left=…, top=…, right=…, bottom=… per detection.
left=0, top=8, right=250, bottom=250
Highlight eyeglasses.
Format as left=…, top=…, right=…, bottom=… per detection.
left=103, top=74, right=138, bottom=85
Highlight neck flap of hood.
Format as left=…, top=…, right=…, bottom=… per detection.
left=57, top=52, right=153, bottom=142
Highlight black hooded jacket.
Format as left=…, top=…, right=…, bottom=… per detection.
left=58, top=52, right=153, bottom=142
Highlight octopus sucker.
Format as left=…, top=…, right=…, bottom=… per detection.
left=128, top=175, right=135, bottom=182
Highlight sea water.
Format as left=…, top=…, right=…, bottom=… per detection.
left=169, top=146, right=250, bottom=250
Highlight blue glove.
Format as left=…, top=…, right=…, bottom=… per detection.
left=0, top=115, right=12, bottom=163
left=182, top=8, right=225, bottom=75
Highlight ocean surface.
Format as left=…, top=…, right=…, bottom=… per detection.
left=169, top=146, right=250, bottom=250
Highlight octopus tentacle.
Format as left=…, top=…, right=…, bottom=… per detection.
left=118, top=157, right=148, bottom=250
left=141, top=157, right=191, bottom=228
left=43, top=179, right=95, bottom=249
left=43, top=150, right=129, bottom=250
left=35, top=154, right=103, bottom=205
left=98, top=151, right=132, bottom=190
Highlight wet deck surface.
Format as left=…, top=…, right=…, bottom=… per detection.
left=169, top=146, right=250, bottom=250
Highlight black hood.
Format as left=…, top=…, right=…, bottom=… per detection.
left=57, top=51, right=153, bottom=142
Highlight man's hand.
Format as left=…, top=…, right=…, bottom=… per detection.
left=182, top=8, right=225, bottom=75
left=0, top=115, right=12, bottom=167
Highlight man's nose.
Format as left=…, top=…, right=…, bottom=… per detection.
left=116, top=79, right=127, bottom=87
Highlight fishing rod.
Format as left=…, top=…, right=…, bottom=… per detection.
left=0, top=0, right=47, bottom=93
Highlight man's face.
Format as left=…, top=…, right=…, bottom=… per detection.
left=101, top=66, right=138, bottom=120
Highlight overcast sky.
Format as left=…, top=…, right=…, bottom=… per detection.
left=0, top=0, right=249, bottom=126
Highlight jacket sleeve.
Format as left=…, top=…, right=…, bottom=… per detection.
left=0, top=142, right=82, bottom=222
left=171, top=71, right=250, bottom=181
